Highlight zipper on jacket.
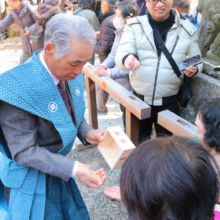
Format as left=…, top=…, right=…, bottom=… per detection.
left=151, top=55, right=161, bottom=105
left=170, top=35, right=179, bottom=55
left=151, top=34, right=168, bottom=105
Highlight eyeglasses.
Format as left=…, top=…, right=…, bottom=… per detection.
left=147, top=0, right=170, bottom=5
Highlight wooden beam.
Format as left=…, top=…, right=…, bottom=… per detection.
left=126, top=109, right=139, bottom=146
left=85, top=75, right=98, bottom=129
left=75, top=138, right=95, bottom=151
left=158, top=110, right=196, bottom=138
left=83, top=63, right=151, bottom=120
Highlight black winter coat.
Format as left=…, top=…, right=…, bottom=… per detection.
left=94, top=9, right=116, bottom=62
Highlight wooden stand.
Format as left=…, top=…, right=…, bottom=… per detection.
left=83, top=63, right=151, bottom=148
left=98, top=126, right=136, bottom=170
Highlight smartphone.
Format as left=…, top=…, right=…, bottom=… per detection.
left=178, top=54, right=203, bottom=71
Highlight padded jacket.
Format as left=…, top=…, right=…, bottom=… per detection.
left=115, top=9, right=203, bottom=106
left=94, top=9, right=115, bottom=62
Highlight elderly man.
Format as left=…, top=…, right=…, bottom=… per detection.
left=115, top=0, right=202, bottom=142
left=0, top=13, right=106, bottom=219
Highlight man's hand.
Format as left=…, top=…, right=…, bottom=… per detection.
left=85, top=129, right=105, bottom=145
left=24, top=30, right=30, bottom=36
left=124, top=54, right=140, bottom=72
left=104, top=186, right=122, bottom=201
left=184, top=56, right=198, bottom=77
left=96, top=31, right=100, bottom=38
left=76, top=163, right=106, bottom=188
left=65, top=3, right=73, bottom=11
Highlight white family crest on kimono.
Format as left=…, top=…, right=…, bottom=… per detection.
left=0, top=50, right=89, bottom=220
left=48, top=101, right=58, bottom=112
left=75, top=87, right=81, bottom=96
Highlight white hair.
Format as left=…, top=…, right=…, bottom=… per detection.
left=44, top=13, right=97, bottom=60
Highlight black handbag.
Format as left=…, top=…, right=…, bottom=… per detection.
left=153, top=27, right=193, bottom=108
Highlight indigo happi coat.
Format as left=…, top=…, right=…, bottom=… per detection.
left=0, top=51, right=90, bottom=220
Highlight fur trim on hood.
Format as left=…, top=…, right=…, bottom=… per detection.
left=36, top=6, right=60, bottom=20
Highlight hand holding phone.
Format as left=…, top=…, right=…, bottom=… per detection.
left=178, top=54, right=202, bottom=71
left=178, top=55, right=202, bottom=77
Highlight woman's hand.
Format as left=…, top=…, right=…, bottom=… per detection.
left=104, top=186, right=122, bottom=201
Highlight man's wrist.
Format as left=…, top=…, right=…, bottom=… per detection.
left=71, top=161, right=79, bottom=177
left=122, top=54, right=139, bottom=65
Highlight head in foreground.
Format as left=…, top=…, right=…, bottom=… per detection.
left=44, top=13, right=96, bottom=81
left=120, top=136, right=219, bottom=220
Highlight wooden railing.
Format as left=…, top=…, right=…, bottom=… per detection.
left=83, top=63, right=151, bottom=146
left=158, top=110, right=196, bottom=138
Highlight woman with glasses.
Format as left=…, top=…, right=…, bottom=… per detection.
left=115, top=0, right=202, bottom=142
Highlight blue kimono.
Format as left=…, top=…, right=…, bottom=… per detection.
left=0, top=51, right=90, bottom=219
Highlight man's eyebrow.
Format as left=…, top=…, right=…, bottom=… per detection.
left=71, top=57, right=93, bottom=63
left=71, top=60, right=83, bottom=63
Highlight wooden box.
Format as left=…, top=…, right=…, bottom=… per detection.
left=98, top=126, right=136, bottom=170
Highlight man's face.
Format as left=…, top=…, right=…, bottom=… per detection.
left=46, top=40, right=93, bottom=82
left=101, top=0, right=110, bottom=14
left=146, top=0, right=173, bottom=21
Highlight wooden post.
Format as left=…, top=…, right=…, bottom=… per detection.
left=85, top=75, right=98, bottom=129
left=126, top=109, right=139, bottom=147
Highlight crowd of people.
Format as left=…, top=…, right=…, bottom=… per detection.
left=0, top=0, right=220, bottom=219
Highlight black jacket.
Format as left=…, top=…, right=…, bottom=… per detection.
left=94, top=9, right=116, bottom=62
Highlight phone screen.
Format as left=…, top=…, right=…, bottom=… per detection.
left=178, top=54, right=202, bottom=71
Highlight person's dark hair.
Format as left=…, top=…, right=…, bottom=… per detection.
left=115, top=0, right=138, bottom=19
left=78, top=0, right=96, bottom=10
left=195, top=97, right=220, bottom=152
left=120, top=136, right=219, bottom=220
left=173, top=0, right=190, bottom=14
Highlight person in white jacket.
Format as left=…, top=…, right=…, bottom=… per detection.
left=115, top=0, right=202, bottom=142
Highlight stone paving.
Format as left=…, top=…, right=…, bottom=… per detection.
left=0, top=43, right=129, bottom=219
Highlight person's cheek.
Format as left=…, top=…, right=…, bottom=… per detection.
left=198, top=134, right=204, bottom=146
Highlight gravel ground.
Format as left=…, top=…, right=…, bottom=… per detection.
left=68, top=147, right=129, bottom=220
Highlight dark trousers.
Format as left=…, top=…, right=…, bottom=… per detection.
left=120, top=104, right=126, bottom=131
left=134, top=91, right=179, bottom=143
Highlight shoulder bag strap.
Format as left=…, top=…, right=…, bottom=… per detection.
left=73, top=8, right=84, bottom=15
left=153, top=27, right=181, bottom=78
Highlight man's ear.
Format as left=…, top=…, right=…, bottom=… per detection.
left=44, top=42, right=56, bottom=58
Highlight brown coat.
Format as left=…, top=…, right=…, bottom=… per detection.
left=28, top=6, right=60, bottom=50
left=0, top=0, right=38, bottom=55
